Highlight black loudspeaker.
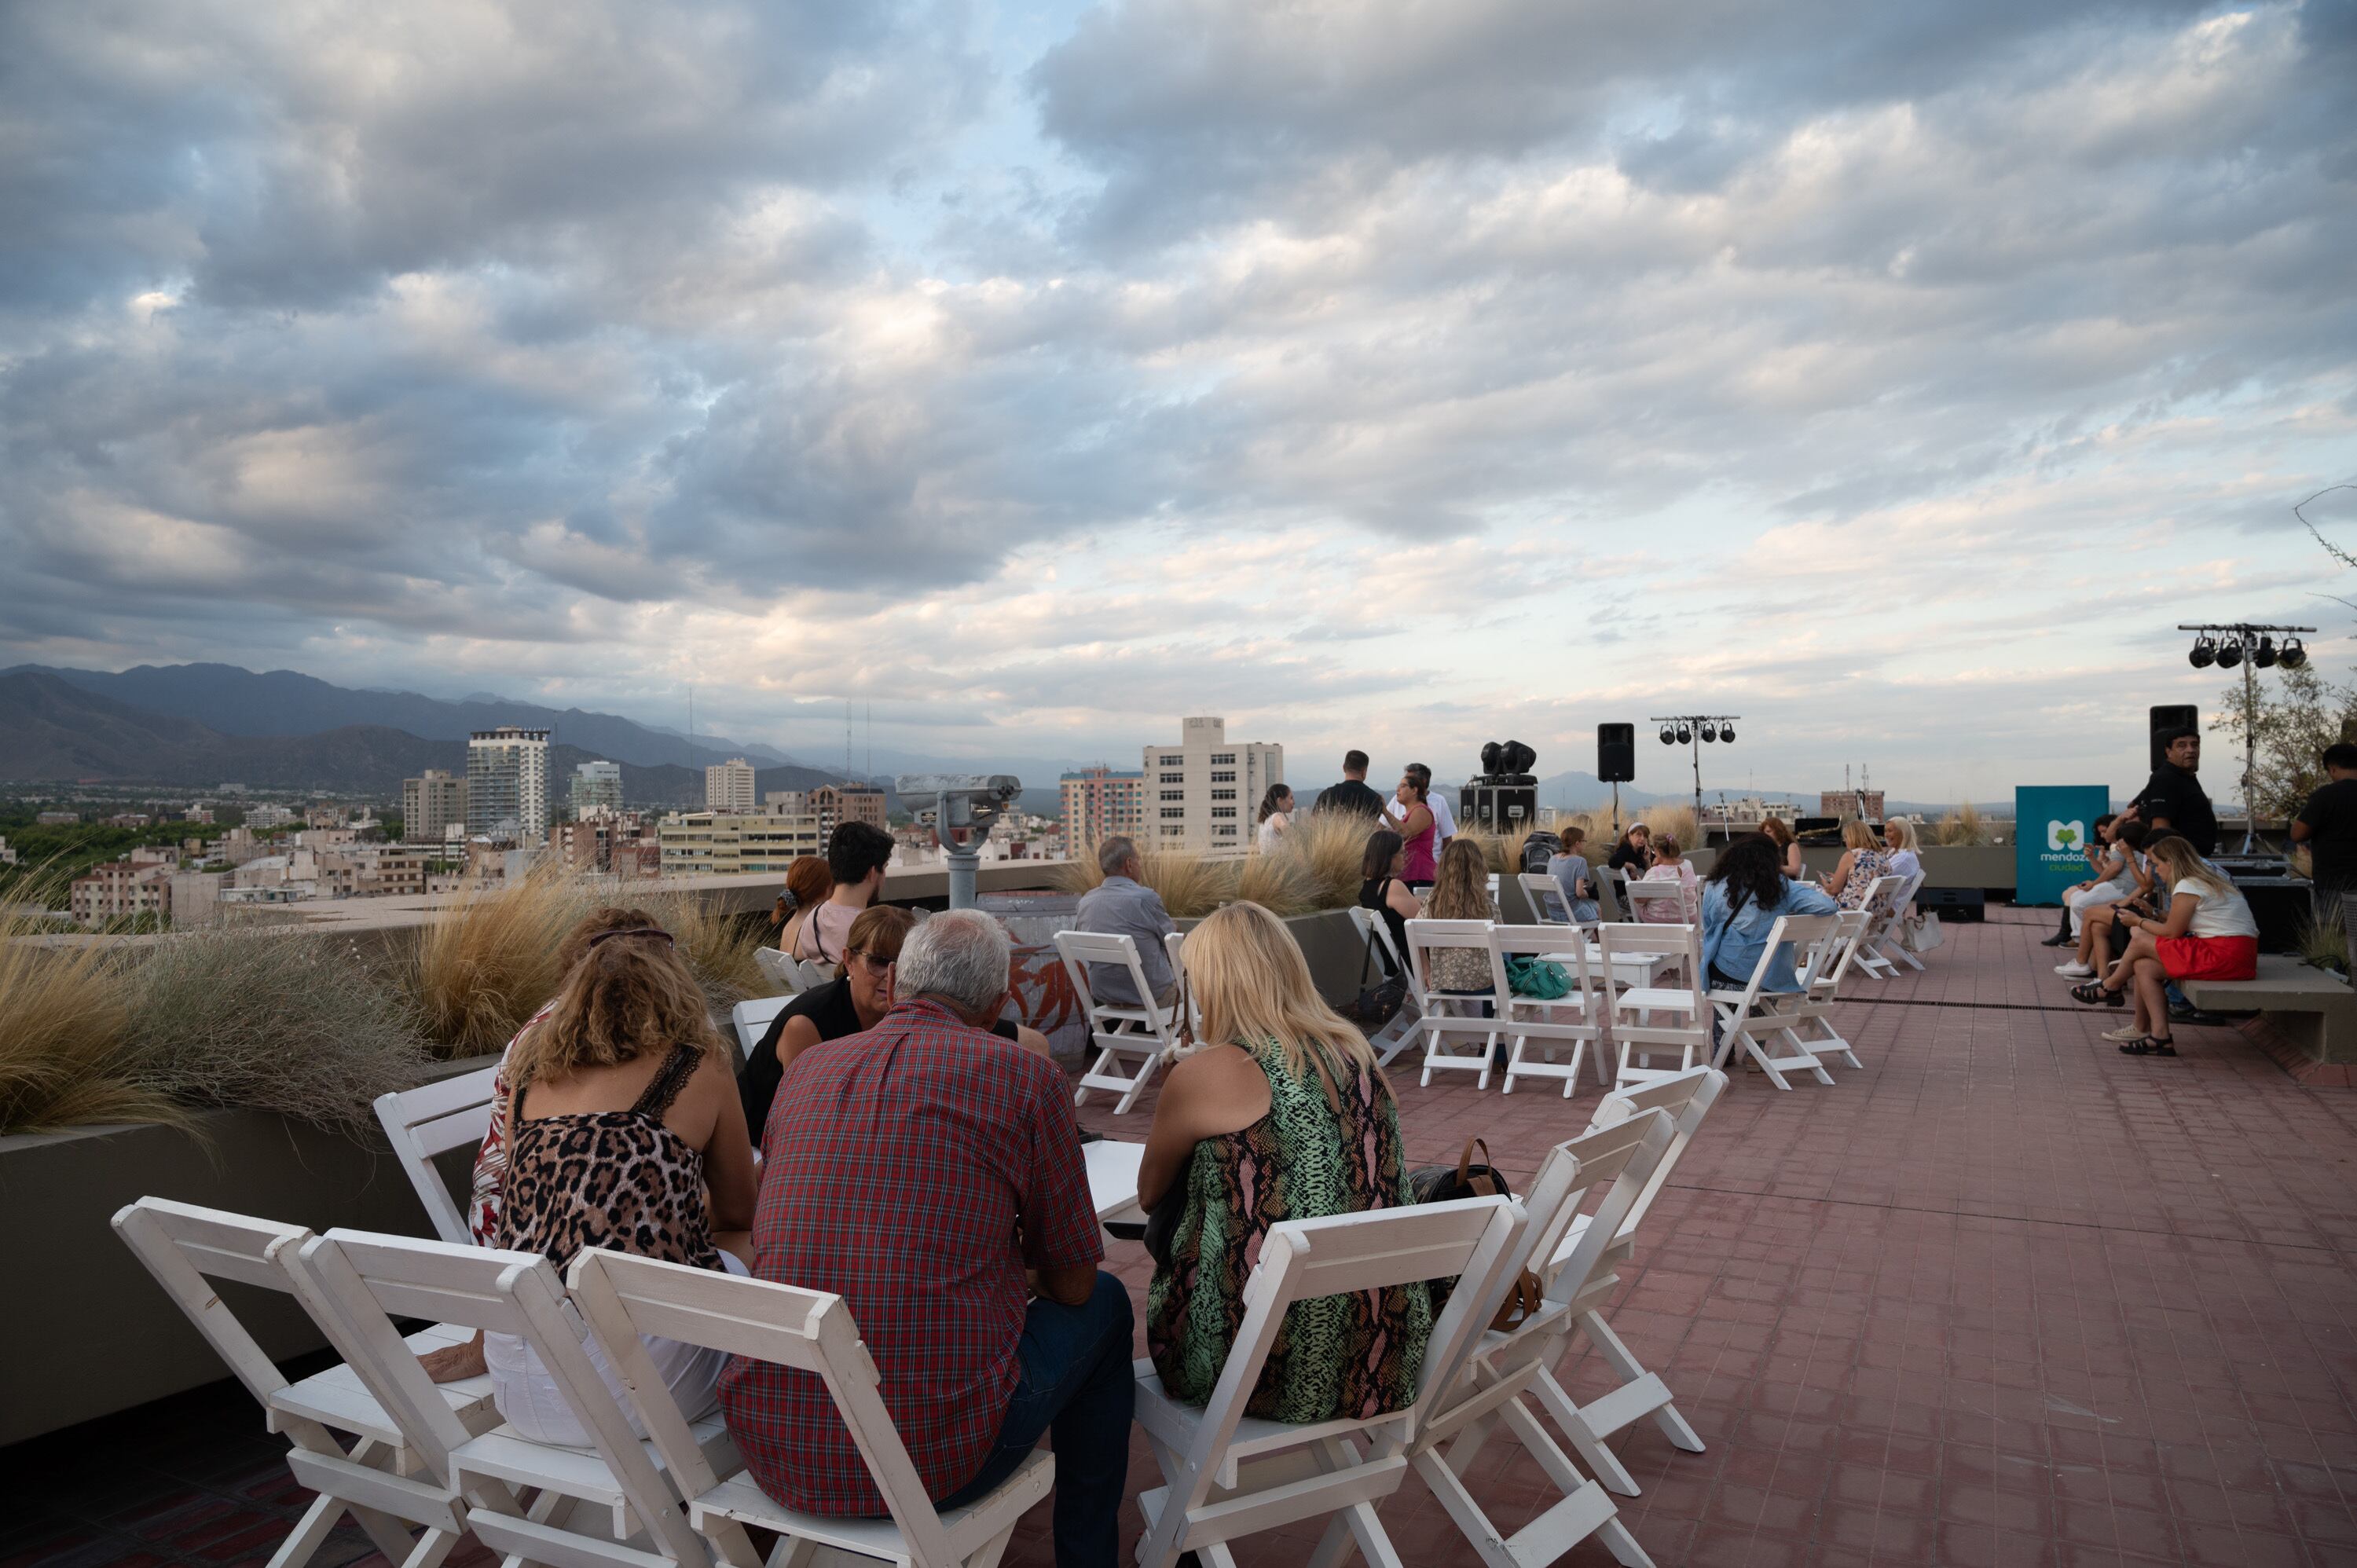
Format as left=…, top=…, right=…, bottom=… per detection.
left=2149, top=705, right=2198, bottom=774
left=1918, top=886, right=1985, bottom=923
left=1597, top=724, right=1636, bottom=783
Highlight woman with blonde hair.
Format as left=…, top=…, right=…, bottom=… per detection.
left=486, top=915, right=757, bottom=1445
left=1880, top=816, right=1923, bottom=882
left=1421, top=836, right=1496, bottom=991
left=1139, top=902, right=1431, bottom=1422
left=2070, top=835, right=2257, bottom=1055
left=1761, top=816, right=1806, bottom=881
left=1820, top=819, right=1893, bottom=909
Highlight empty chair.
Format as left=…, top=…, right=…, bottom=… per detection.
left=569, top=1247, right=1056, bottom=1568
left=1131, top=1196, right=1529, bottom=1568
left=1581, top=1065, right=1730, bottom=1276
left=1403, top=917, right=1501, bottom=1088
left=750, top=946, right=801, bottom=993
left=1490, top=924, right=1605, bottom=1097
left=1164, top=929, right=1202, bottom=1037
left=1710, top=913, right=1843, bottom=1090
left=373, top=1067, right=500, bottom=1245
left=1774, top=907, right=1872, bottom=1070
left=1519, top=870, right=1576, bottom=925
left=112, top=1199, right=508, bottom=1568
left=1597, top=922, right=1710, bottom=1092
left=1054, top=929, right=1184, bottom=1113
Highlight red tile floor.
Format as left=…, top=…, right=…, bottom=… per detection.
left=10, top=914, right=2357, bottom=1566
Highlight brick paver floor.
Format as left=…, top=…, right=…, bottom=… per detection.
left=10, top=914, right=2357, bottom=1566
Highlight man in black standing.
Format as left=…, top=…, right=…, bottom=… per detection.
left=1314, top=750, right=1386, bottom=818
left=2291, top=742, right=2357, bottom=909
left=2124, top=727, right=2216, bottom=855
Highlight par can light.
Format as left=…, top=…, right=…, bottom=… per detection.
left=2282, top=637, right=2308, bottom=669
left=1700, top=721, right=1717, bottom=742
left=2188, top=635, right=2216, bottom=669
left=1720, top=724, right=1735, bottom=742
left=1677, top=724, right=1693, bottom=745
left=1660, top=725, right=1676, bottom=745
left=2253, top=636, right=2278, bottom=669
left=2217, top=638, right=2244, bottom=669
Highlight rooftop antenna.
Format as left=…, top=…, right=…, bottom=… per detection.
left=866, top=703, right=871, bottom=780
left=846, top=699, right=853, bottom=782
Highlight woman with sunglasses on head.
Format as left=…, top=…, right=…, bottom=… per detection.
left=738, top=904, right=1050, bottom=1138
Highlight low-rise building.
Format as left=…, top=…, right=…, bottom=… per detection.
left=38, top=811, right=79, bottom=826
left=244, top=804, right=296, bottom=830
left=70, top=861, right=174, bottom=926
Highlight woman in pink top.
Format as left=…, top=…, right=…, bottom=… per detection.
left=1394, top=774, right=1438, bottom=888
left=1636, top=835, right=1701, bottom=924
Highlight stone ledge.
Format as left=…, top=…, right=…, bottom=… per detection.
left=2183, top=955, right=2357, bottom=1069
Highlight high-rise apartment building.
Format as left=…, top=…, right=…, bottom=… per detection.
left=467, top=727, right=551, bottom=843
left=1142, top=717, right=1282, bottom=858
left=812, top=782, right=889, bottom=837
left=705, top=757, right=757, bottom=814
left=1060, top=766, right=1146, bottom=852
left=658, top=804, right=824, bottom=877
left=570, top=760, right=624, bottom=817
left=402, top=768, right=468, bottom=844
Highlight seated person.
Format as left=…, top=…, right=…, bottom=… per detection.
left=1820, top=820, right=1893, bottom=910
left=1545, top=825, right=1602, bottom=924
left=486, top=924, right=757, bottom=1445
left=791, top=822, right=895, bottom=967
left=1356, top=827, right=1422, bottom=976
left=1881, top=816, right=1923, bottom=884
left=739, top=904, right=1050, bottom=1135
left=1421, top=838, right=1496, bottom=994
left=1702, top=833, right=1840, bottom=992
left=1761, top=815, right=1807, bottom=881
left=772, top=855, right=834, bottom=955
left=1607, top=823, right=1654, bottom=875
left=1139, top=902, right=1431, bottom=1422
left=1635, top=834, right=1701, bottom=923
left=2069, top=836, right=2258, bottom=1054
left=2054, top=819, right=2151, bottom=979
left=1075, top=834, right=1178, bottom=1009
left=720, top=912, right=1130, bottom=1564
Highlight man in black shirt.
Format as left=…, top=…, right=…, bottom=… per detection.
left=2292, top=742, right=2357, bottom=900
left=2125, top=727, right=2216, bottom=855
left=1313, top=749, right=1386, bottom=818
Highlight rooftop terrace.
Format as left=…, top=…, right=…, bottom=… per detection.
left=13, top=911, right=2357, bottom=1567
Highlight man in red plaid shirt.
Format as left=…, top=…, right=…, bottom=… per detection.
left=720, top=909, right=1133, bottom=1566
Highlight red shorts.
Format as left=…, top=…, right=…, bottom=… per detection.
left=2156, top=934, right=2257, bottom=983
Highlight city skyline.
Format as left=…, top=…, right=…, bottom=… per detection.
left=2, top=2, right=2352, bottom=800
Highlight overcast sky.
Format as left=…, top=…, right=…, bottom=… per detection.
left=4, top=0, right=2354, bottom=800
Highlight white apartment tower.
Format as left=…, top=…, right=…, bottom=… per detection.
left=706, top=757, right=757, bottom=814
left=1142, top=716, right=1283, bottom=858
left=466, top=727, right=551, bottom=843
left=401, top=768, right=467, bottom=844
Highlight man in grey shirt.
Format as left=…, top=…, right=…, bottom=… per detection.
left=1074, top=837, right=1178, bottom=1008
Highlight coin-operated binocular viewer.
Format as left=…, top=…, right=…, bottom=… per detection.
left=893, top=774, right=1021, bottom=909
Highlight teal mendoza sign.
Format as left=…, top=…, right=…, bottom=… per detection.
left=2014, top=786, right=2111, bottom=906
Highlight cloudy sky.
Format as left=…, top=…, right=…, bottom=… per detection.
left=3, top=0, right=2354, bottom=802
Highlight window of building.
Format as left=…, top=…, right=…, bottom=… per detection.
left=1160, top=772, right=1183, bottom=784
left=1161, top=807, right=1185, bottom=819
left=1216, top=824, right=1238, bottom=837
left=1211, top=789, right=1236, bottom=800
left=1211, top=753, right=1236, bottom=765
left=1160, top=789, right=1184, bottom=801
left=1159, top=755, right=1182, bottom=766
left=1212, top=806, right=1237, bottom=819
left=1161, top=824, right=1185, bottom=837
left=1211, top=771, right=1235, bottom=783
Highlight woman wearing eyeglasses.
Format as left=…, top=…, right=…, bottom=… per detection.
left=738, top=905, right=1050, bottom=1138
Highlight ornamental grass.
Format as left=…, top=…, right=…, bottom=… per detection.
left=408, top=863, right=602, bottom=1059
left=1937, top=800, right=1988, bottom=847
left=0, top=897, right=176, bottom=1138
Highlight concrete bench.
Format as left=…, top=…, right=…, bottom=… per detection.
left=2179, top=954, right=2357, bottom=1084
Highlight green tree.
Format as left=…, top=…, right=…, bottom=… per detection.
left=2210, top=664, right=2357, bottom=820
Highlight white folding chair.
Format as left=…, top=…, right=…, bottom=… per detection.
left=302, top=1229, right=723, bottom=1568
left=751, top=947, right=801, bottom=993
left=372, top=1067, right=500, bottom=1246
left=1485, top=872, right=1503, bottom=917
left=1773, top=907, right=1871, bottom=1071
left=1709, top=914, right=1841, bottom=1090
left=1055, top=929, right=1184, bottom=1113
left=1519, top=871, right=1574, bottom=925
left=1490, top=924, right=1604, bottom=1097
left=1861, top=870, right=1927, bottom=974
left=112, top=1200, right=506, bottom=1568
left=1165, top=929, right=1204, bottom=1037
left=729, top=995, right=792, bottom=1061
left=1621, top=877, right=1692, bottom=926
left=1593, top=866, right=1628, bottom=922
left=567, top=1247, right=1054, bottom=1568
left=1845, top=874, right=1908, bottom=980
left=1131, top=1196, right=1529, bottom=1568
left=1413, top=1112, right=1677, bottom=1564
left=1597, top=923, right=1710, bottom=1092
left=1403, top=918, right=1501, bottom=1089
left=1346, top=906, right=1424, bottom=1067
left=1582, top=1065, right=1729, bottom=1275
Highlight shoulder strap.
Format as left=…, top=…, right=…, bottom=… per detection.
left=631, top=1043, right=703, bottom=1118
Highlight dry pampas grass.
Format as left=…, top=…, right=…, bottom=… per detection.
left=408, top=863, right=602, bottom=1058
left=1937, top=800, right=1988, bottom=847
left=0, top=904, right=175, bottom=1138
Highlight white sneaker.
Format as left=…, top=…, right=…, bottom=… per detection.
left=2055, top=962, right=2094, bottom=977
left=2101, top=1024, right=2142, bottom=1042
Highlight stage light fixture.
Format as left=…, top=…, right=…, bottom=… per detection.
left=2217, top=638, right=2244, bottom=669
left=1660, top=725, right=1675, bottom=745
left=1720, top=724, right=1735, bottom=742
left=2188, top=635, right=2215, bottom=669
left=2282, top=637, right=2308, bottom=669
left=1700, top=721, right=1717, bottom=742
left=2253, top=636, right=2278, bottom=669
left=1677, top=724, right=1693, bottom=745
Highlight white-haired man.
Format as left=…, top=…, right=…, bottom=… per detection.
left=1074, top=834, right=1178, bottom=1009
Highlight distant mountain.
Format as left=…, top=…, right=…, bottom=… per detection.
left=0, top=672, right=853, bottom=805
left=3, top=663, right=803, bottom=772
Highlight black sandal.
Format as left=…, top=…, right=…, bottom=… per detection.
left=2118, top=1035, right=2178, bottom=1056
left=2069, top=980, right=2124, bottom=1008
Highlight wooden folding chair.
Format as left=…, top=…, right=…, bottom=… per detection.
left=1581, top=1065, right=1729, bottom=1276
left=1620, top=878, right=1691, bottom=926
left=372, top=1068, right=499, bottom=1245
left=1490, top=923, right=1604, bottom=1097
left=751, top=947, right=802, bottom=994
left=1708, top=914, right=1840, bottom=1090
left=1165, top=929, right=1204, bottom=1037
left=1403, top=918, right=1501, bottom=1089
left=1597, top=923, right=1710, bottom=1092
left=567, top=1247, right=1054, bottom=1568
left=112, top=1200, right=507, bottom=1568
left=1845, top=874, right=1908, bottom=979
left=1346, top=905, right=1423, bottom=1067
left=1518, top=870, right=1575, bottom=925
left=1772, top=907, right=1871, bottom=1071
left=1055, top=929, right=1183, bottom=1113
left=729, top=995, right=792, bottom=1061
left=1131, top=1196, right=1528, bottom=1568
left=1861, top=870, right=1927, bottom=975
left=302, top=1229, right=721, bottom=1568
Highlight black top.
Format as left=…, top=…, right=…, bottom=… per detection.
left=2132, top=763, right=2216, bottom=855
left=737, top=978, right=1018, bottom=1139
left=2298, top=777, right=2357, bottom=892
left=1315, top=779, right=1387, bottom=819
left=1358, top=877, right=1409, bottom=978
left=1607, top=842, right=1651, bottom=873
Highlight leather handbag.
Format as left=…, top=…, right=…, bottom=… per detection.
left=1407, top=1138, right=1544, bottom=1329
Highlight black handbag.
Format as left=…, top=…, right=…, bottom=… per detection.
left=1406, top=1138, right=1541, bottom=1328
left=1339, top=910, right=1406, bottom=1028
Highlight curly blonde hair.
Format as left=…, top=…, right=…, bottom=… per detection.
left=508, top=907, right=720, bottom=1090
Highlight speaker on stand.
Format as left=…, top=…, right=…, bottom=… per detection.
left=1597, top=724, right=1636, bottom=838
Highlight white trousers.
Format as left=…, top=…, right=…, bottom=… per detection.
left=487, top=1249, right=749, bottom=1449
left=2067, top=883, right=2129, bottom=936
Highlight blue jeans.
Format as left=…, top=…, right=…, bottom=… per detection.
left=938, top=1272, right=1135, bottom=1568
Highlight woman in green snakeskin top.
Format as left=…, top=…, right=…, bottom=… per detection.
left=1137, top=901, right=1431, bottom=1421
